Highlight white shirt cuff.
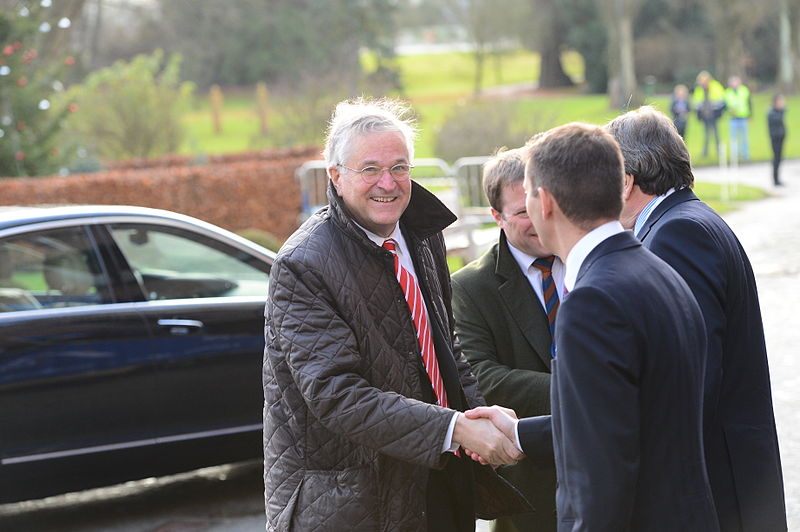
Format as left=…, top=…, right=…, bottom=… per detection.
left=514, top=419, right=522, bottom=452
left=443, top=411, right=460, bottom=453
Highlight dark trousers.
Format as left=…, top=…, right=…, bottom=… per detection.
left=702, top=119, right=720, bottom=158
left=771, top=135, right=785, bottom=184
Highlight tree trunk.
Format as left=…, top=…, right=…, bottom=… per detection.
left=539, top=44, right=574, bottom=88
left=618, top=9, right=640, bottom=108
left=473, top=47, right=485, bottom=96
left=535, top=0, right=574, bottom=88
left=778, top=0, right=794, bottom=91
left=603, top=0, right=641, bottom=109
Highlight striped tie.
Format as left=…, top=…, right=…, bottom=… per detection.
left=383, top=239, right=448, bottom=408
left=533, top=255, right=560, bottom=357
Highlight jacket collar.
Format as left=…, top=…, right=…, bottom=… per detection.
left=636, top=187, right=699, bottom=241
left=494, top=230, right=522, bottom=280
left=576, top=231, right=641, bottom=286
left=326, top=179, right=457, bottom=249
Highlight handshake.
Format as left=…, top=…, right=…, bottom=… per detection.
left=453, top=405, right=524, bottom=466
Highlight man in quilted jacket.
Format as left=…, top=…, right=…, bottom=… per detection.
left=263, top=97, right=530, bottom=531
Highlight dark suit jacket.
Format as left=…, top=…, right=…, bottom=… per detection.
left=519, top=231, right=719, bottom=532
left=452, top=230, right=556, bottom=531
left=638, top=188, right=786, bottom=532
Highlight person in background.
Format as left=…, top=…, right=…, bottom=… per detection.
left=692, top=71, right=726, bottom=158
left=768, top=93, right=786, bottom=187
left=725, top=75, right=752, bottom=162
left=263, top=97, right=529, bottom=532
left=451, top=147, right=562, bottom=532
left=670, top=84, right=691, bottom=139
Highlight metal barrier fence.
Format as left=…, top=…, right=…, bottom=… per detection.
left=295, top=157, right=494, bottom=260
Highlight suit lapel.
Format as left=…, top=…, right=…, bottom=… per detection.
left=636, top=188, right=700, bottom=241
left=495, top=232, right=553, bottom=369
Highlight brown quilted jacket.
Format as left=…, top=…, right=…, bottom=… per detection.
left=263, top=181, right=530, bottom=531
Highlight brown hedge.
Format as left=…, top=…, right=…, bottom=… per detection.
left=0, top=146, right=322, bottom=241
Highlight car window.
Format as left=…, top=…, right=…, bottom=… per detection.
left=0, top=226, right=111, bottom=312
left=109, top=223, right=269, bottom=301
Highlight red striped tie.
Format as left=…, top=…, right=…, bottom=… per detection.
left=383, top=239, right=449, bottom=408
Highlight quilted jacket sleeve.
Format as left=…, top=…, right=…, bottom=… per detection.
left=268, top=252, right=455, bottom=469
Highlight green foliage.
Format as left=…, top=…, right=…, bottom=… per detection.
left=62, top=50, right=194, bottom=161
left=151, top=0, right=399, bottom=92
left=0, top=2, right=77, bottom=177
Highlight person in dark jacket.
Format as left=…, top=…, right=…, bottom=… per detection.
left=605, top=106, right=787, bottom=532
left=768, top=94, right=786, bottom=186
left=263, top=97, right=529, bottom=532
left=451, top=147, right=561, bottom=532
left=466, top=122, right=718, bottom=531
left=670, top=83, right=691, bottom=139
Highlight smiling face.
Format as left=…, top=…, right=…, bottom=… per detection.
left=495, top=180, right=551, bottom=258
left=330, top=130, right=412, bottom=237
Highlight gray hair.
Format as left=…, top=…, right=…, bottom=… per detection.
left=604, top=106, right=693, bottom=195
left=483, top=147, right=526, bottom=212
left=323, top=97, right=417, bottom=168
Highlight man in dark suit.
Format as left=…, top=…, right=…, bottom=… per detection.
left=605, top=106, right=787, bottom=532
left=452, top=147, right=562, bottom=532
left=465, top=122, right=719, bottom=531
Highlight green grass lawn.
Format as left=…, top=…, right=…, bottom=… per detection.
left=180, top=48, right=791, bottom=176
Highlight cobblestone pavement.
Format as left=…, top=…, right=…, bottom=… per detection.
left=692, top=160, right=800, bottom=530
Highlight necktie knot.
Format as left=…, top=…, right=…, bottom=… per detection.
left=532, top=255, right=556, bottom=274
left=382, top=239, right=397, bottom=254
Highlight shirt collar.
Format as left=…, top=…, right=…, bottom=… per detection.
left=633, top=187, right=676, bottom=236
left=356, top=222, right=409, bottom=256
left=564, top=220, right=624, bottom=292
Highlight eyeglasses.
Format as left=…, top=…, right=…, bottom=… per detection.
left=338, top=163, right=414, bottom=184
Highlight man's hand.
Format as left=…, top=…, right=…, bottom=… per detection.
left=453, top=411, right=523, bottom=466
left=464, top=405, right=519, bottom=443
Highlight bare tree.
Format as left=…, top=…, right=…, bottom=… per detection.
left=702, top=0, right=772, bottom=81
left=599, top=0, right=642, bottom=109
left=778, top=0, right=794, bottom=91
left=527, top=0, right=573, bottom=88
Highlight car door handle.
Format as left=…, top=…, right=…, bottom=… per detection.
left=157, top=319, right=204, bottom=335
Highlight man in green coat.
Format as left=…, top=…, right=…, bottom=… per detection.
left=452, top=147, right=562, bottom=532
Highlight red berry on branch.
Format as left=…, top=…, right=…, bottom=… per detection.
left=64, top=56, right=75, bottom=66
left=68, top=103, right=79, bottom=113
left=15, top=151, right=25, bottom=161
left=2, top=45, right=13, bottom=56
left=17, top=76, right=27, bottom=87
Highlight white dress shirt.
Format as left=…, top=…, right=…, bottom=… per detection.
left=357, top=223, right=460, bottom=454
left=563, top=220, right=625, bottom=292
left=506, top=241, right=566, bottom=304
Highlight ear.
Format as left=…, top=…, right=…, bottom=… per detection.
left=538, top=187, right=555, bottom=220
left=328, top=165, right=343, bottom=196
left=622, top=173, right=635, bottom=201
left=490, top=207, right=503, bottom=227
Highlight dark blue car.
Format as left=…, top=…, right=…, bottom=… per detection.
left=0, top=205, right=273, bottom=503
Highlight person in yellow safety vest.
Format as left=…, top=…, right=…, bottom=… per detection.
left=725, top=76, right=752, bottom=162
left=692, top=71, right=726, bottom=159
